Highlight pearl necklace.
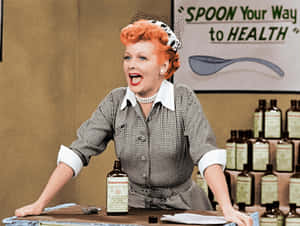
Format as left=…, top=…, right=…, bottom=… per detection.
left=135, top=93, right=157, bottom=104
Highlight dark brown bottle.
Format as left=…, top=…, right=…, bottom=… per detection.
left=264, top=99, right=282, bottom=139
left=252, top=131, right=270, bottom=171
left=236, top=130, right=252, bottom=171
left=225, top=130, right=237, bottom=170
left=285, top=203, right=300, bottom=225
left=261, top=164, right=278, bottom=206
left=260, top=203, right=277, bottom=225
left=289, top=164, right=300, bottom=207
left=272, top=201, right=285, bottom=226
left=106, top=160, right=128, bottom=215
left=254, top=99, right=266, bottom=138
left=276, top=131, right=294, bottom=172
left=286, top=100, right=300, bottom=139
left=236, top=164, right=254, bottom=206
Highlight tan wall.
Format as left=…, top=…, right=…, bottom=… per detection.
left=0, top=0, right=299, bottom=222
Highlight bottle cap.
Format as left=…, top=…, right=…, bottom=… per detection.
left=273, top=201, right=280, bottom=208
left=295, top=164, right=300, bottom=172
left=148, top=216, right=158, bottom=224
left=270, top=99, right=277, bottom=106
left=266, top=203, right=273, bottom=211
left=258, top=131, right=264, bottom=138
left=282, top=131, right=289, bottom=138
left=259, top=99, right=266, bottom=106
left=266, top=164, right=273, bottom=172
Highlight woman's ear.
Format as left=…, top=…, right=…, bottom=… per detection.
left=160, top=60, right=169, bottom=76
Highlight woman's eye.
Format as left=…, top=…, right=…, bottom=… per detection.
left=123, top=56, right=131, bottom=60
left=139, top=56, right=147, bottom=60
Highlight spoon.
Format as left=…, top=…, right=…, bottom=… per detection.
left=189, top=55, right=284, bottom=77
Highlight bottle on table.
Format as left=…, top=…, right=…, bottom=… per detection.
left=264, top=99, right=282, bottom=139
left=254, top=99, right=266, bottom=138
left=106, top=160, right=128, bottom=215
left=225, top=130, right=237, bottom=170
left=289, top=164, right=300, bottom=207
left=236, top=164, right=254, bottom=206
left=252, top=131, right=270, bottom=172
left=261, top=164, right=278, bottom=206
left=286, top=99, right=300, bottom=139
left=285, top=203, right=300, bottom=226
left=260, top=203, right=277, bottom=226
left=272, top=201, right=285, bottom=226
left=276, top=131, right=294, bottom=172
left=236, top=130, right=252, bottom=171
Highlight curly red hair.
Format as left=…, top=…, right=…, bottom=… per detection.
left=120, top=20, right=180, bottom=79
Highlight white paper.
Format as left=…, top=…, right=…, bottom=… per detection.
left=160, top=213, right=227, bottom=224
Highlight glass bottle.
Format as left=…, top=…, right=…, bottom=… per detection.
left=260, top=203, right=277, bottom=226
left=276, top=131, right=294, bottom=172
left=289, top=164, right=300, bottom=207
left=286, top=99, right=300, bottom=139
left=285, top=203, right=300, bottom=226
left=196, top=170, right=209, bottom=197
left=264, top=99, right=282, bottom=139
left=225, top=130, right=237, bottom=170
left=272, top=201, right=285, bottom=226
left=261, top=164, right=278, bottom=206
left=236, top=130, right=252, bottom=171
left=252, top=131, right=270, bottom=171
left=106, top=160, right=128, bottom=215
left=254, top=99, right=266, bottom=138
left=236, top=164, right=254, bottom=206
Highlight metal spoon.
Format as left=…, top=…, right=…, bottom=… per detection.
left=189, top=55, right=284, bottom=77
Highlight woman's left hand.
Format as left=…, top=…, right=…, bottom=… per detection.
left=222, top=206, right=253, bottom=226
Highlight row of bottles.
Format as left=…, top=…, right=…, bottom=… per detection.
left=254, top=99, right=300, bottom=139
left=226, top=129, right=298, bottom=172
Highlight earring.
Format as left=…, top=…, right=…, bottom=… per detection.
left=160, top=69, right=164, bottom=75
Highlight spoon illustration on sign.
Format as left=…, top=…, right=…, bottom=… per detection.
left=188, top=55, right=284, bottom=77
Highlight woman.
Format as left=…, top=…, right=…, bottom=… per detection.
left=15, top=19, right=252, bottom=226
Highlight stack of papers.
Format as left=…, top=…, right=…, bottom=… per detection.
left=160, top=213, right=227, bottom=224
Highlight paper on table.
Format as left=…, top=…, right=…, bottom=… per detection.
left=160, top=213, right=227, bottom=224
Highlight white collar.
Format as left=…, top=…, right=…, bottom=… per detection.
left=120, top=80, right=175, bottom=111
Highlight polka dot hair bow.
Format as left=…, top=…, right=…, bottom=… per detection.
left=149, top=20, right=182, bottom=52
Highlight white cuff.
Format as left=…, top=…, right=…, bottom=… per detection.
left=57, top=145, right=83, bottom=177
left=198, top=149, right=227, bottom=177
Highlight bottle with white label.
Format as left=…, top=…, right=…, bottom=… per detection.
left=272, top=201, right=285, bottom=226
left=289, top=164, right=300, bottom=207
left=264, top=99, right=282, bottom=139
left=106, top=160, right=128, bottom=215
left=260, top=203, right=277, bottom=226
left=236, top=164, right=254, bottom=206
left=225, top=130, right=237, bottom=170
left=261, top=164, right=278, bottom=206
left=236, top=130, right=252, bottom=171
left=276, top=131, right=294, bottom=172
left=286, top=100, right=300, bottom=139
left=285, top=203, right=300, bottom=226
left=252, top=131, right=270, bottom=171
left=254, top=99, right=266, bottom=138
left=196, top=170, right=209, bottom=197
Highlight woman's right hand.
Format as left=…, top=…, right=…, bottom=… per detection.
left=15, top=201, right=44, bottom=217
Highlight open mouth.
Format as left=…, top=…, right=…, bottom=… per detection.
left=129, top=73, right=143, bottom=86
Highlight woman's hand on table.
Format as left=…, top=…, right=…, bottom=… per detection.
left=223, top=206, right=253, bottom=226
left=15, top=201, right=44, bottom=217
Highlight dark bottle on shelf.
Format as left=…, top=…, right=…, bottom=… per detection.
left=225, top=130, right=237, bottom=170
left=285, top=203, right=300, bottom=225
left=276, top=131, right=294, bottom=172
left=261, top=164, right=278, bottom=206
left=289, top=164, right=300, bottom=207
left=196, top=170, right=209, bottom=197
left=272, top=201, right=285, bottom=226
left=252, top=131, right=270, bottom=172
left=286, top=99, right=300, bottom=139
left=236, top=130, right=252, bottom=171
left=264, top=99, right=282, bottom=139
left=260, top=203, right=277, bottom=225
left=237, top=202, right=246, bottom=213
left=236, top=164, right=254, bottom=206
left=254, top=99, right=266, bottom=138
left=106, top=160, right=128, bottom=215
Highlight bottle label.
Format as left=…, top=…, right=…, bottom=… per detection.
left=277, top=215, right=284, bottom=226
left=261, top=175, right=278, bottom=205
left=236, top=176, right=252, bottom=205
left=289, top=178, right=300, bottom=206
left=286, top=217, right=300, bottom=226
left=107, top=177, right=128, bottom=212
left=236, top=143, right=248, bottom=170
left=287, top=111, right=300, bottom=138
left=276, top=144, right=293, bottom=172
left=196, top=174, right=209, bottom=196
left=253, top=143, right=269, bottom=171
left=226, top=142, right=236, bottom=169
left=265, top=111, right=281, bottom=138
left=254, top=111, right=263, bottom=138
left=260, top=217, right=277, bottom=226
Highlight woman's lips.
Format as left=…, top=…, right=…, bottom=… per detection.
left=129, top=73, right=143, bottom=86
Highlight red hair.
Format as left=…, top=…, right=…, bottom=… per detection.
left=120, top=20, right=180, bottom=79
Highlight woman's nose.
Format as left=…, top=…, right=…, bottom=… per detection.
left=128, top=58, right=137, bottom=69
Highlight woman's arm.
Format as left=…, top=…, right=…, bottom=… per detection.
left=204, top=164, right=253, bottom=226
left=15, top=162, right=74, bottom=217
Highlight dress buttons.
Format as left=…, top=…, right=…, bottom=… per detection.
left=141, top=156, right=146, bottom=161
left=137, top=135, right=146, bottom=142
